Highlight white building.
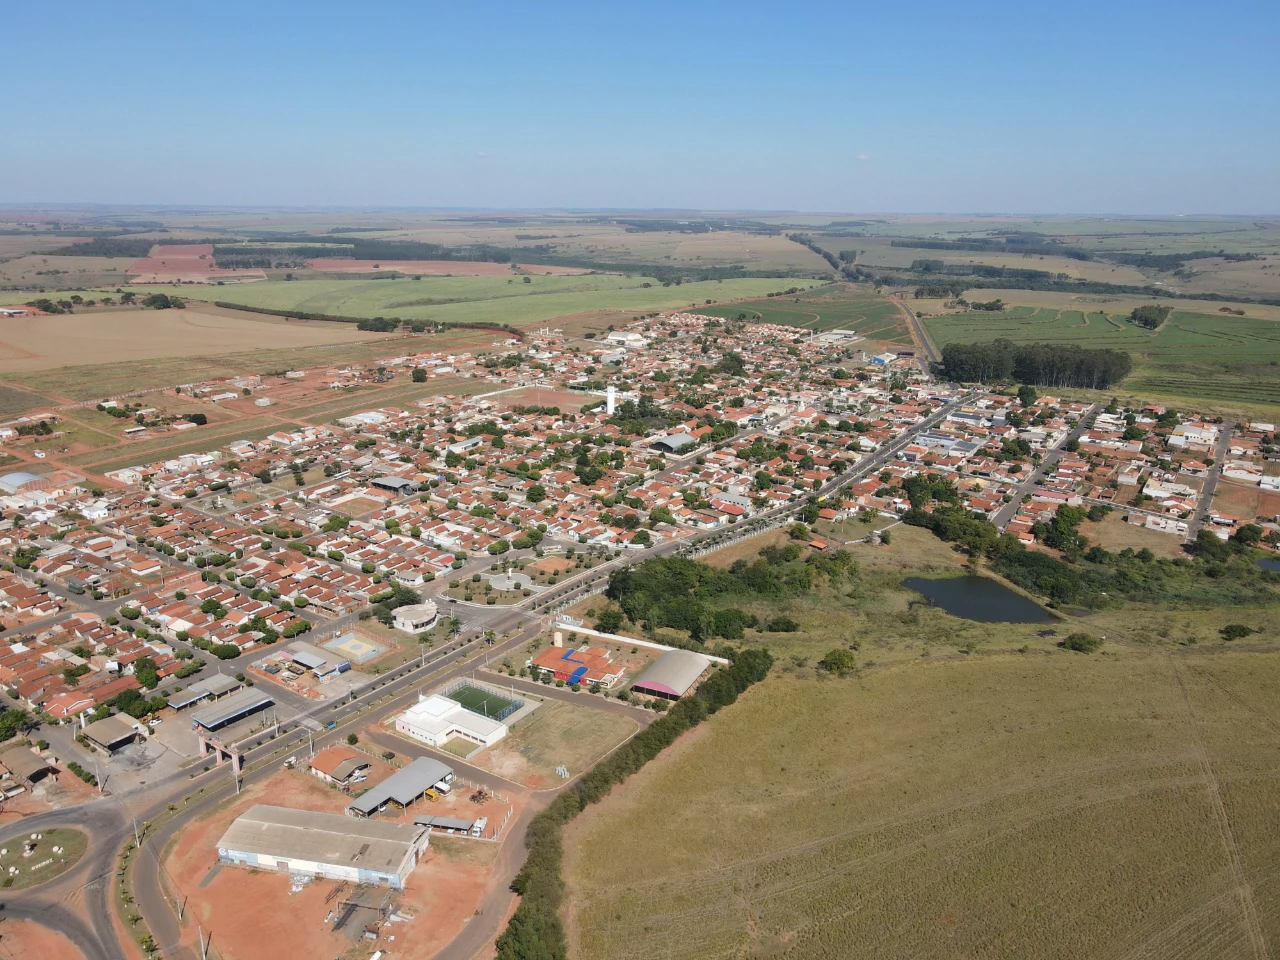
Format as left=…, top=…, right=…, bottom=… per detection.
left=392, top=601, right=439, bottom=634
left=217, top=805, right=428, bottom=889
left=395, top=694, right=508, bottom=749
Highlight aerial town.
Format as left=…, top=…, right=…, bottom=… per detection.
left=0, top=303, right=1274, bottom=957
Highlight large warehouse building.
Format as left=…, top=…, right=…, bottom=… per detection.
left=216, top=804, right=428, bottom=889
left=395, top=695, right=508, bottom=749
left=629, top=649, right=713, bottom=700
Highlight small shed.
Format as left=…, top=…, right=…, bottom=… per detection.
left=0, top=747, right=55, bottom=784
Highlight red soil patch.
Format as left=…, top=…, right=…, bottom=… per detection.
left=167, top=765, right=512, bottom=960
left=307, top=259, right=590, bottom=276
left=0, top=920, right=87, bottom=960
left=128, top=244, right=266, bottom=284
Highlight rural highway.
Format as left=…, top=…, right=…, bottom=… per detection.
left=890, top=295, right=940, bottom=369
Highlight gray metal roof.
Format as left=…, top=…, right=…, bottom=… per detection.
left=0, top=471, right=41, bottom=493
left=348, top=757, right=453, bottom=816
left=291, top=650, right=328, bottom=670
left=630, top=649, right=712, bottom=698
left=414, top=816, right=474, bottom=831
left=652, top=433, right=697, bottom=452
left=190, top=687, right=273, bottom=730
left=168, top=673, right=242, bottom=710
left=217, top=804, right=425, bottom=875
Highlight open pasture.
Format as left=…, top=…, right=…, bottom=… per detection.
left=0, top=254, right=132, bottom=289
left=305, top=258, right=591, bottom=276
left=0, top=303, right=385, bottom=378
left=186, top=275, right=795, bottom=327
left=565, top=651, right=1280, bottom=960
left=923, top=305, right=1280, bottom=411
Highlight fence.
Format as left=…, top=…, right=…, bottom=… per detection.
left=438, top=677, right=525, bottom=722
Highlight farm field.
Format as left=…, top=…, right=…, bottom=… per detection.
left=922, top=305, right=1280, bottom=412
left=181, top=275, right=798, bottom=327
left=565, top=650, right=1280, bottom=960
left=0, top=331, right=421, bottom=401
left=0, top=254, right=133, bottom=289
left=0, top=304, right=385, bottom=377
left=693, top=283, right=913, bottom=344
left=839, top=236, right=1154, bottom=285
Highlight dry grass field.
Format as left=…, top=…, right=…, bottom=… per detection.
left=0, top=304, right=385, bottom=377
left=565, top=650, right=1280, bottom=960
left=0, top=254, right=133, bottom=289
left=1080, top=512, right=1187, bottom=558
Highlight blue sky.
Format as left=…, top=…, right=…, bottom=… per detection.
left=3, top=0, right=1278, bottom=212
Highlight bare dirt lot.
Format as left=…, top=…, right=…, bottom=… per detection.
left=165, top=765, right=502, bottom=960
left=0, top=919, right=87, bottom=960
left=0, top=305, right=384, bottom=376
left=1213, top=479, right=1280, bottom=524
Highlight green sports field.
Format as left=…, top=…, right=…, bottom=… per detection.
left=923, top=307, right=1280, bottom=411
left=447, top=684, right=518, bottom=718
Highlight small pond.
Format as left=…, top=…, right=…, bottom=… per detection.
left=902, top=575, right=1058, bottom=624
left=1257, top=557, right=1280, bottom=573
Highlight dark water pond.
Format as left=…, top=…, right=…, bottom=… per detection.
left=1258, top=557, right=1280, bottom=572
left=902, top=575, right=1057, bottom=624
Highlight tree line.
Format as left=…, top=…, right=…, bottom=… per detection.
left=787, top=234, right=841, bottom=271
left=211, top=301, right=524, bottom=339
left=494, top=647, right=774, bottom=960
left=891, top=237, right=1094, bottom=261
left=939, top=339, right=1133, bottom=388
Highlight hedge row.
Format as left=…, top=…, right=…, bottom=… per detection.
left=494, top=647, right=774, bottom=960
left=211, top=301, right=525, bottom=339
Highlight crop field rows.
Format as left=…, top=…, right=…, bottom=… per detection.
left=565, top=652, right=1280, bottom=960
left=923, top=308, right=1280, bottom=411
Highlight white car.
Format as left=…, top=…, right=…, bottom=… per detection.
left=148, top=718, right=162, bottom=728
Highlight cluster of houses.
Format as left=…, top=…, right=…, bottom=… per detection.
left=2, top=311, right=1278, bottom=732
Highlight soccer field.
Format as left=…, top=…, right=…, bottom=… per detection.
left=447, top=684, right=517, bottom=719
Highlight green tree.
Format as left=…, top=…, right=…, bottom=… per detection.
left=818, top=648, right=858, bottom=676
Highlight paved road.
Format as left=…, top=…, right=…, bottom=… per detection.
left=992, top=404, right=1100, bottom=530
left=890, top=295, right=940, bottom=369
left=1185, top=420, right=1236, bottom=541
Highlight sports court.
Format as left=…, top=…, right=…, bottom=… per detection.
left=323, top=632, right=386, bottom=664
left=445, top=683, right=519, bottom=720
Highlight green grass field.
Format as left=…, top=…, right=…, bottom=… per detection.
left=923, top=307, right=1280, bottom=411
left=693, top=284, right=913, bottom=344
left=177, top=275, right=799, bottom=328
left=565, top=651, right=1280, bottom=960
left=447, top=684, right=518, bottom=718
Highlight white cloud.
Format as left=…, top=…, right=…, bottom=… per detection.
left=856, top=154, right=871, bottom=162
